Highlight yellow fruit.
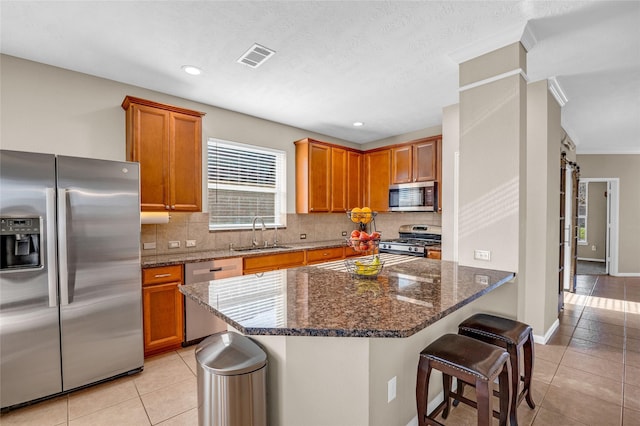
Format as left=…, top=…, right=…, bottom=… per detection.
left=361, top=207, right=372, bottom=224
left=350, top=207, right=362, bottom=223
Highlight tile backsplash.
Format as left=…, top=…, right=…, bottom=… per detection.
left=141, top=211, right=442, bottom=255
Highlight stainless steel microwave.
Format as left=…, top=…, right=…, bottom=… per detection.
left=388, top=181, right=437, bottom=212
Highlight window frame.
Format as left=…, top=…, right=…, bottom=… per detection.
left=207, top=138, right=287, bottom=231
left=577, top=181, right=587, bottom=245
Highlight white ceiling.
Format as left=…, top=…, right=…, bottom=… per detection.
left=1, top=1, right=638, bottom=154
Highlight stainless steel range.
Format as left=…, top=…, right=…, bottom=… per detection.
left=379, top=224, right=442, bottom=257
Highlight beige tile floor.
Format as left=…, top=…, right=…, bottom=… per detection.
left=2, top=274, right=639, bottom=425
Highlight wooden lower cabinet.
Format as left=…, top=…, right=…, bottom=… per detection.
left=243, top=251, right=306, bottom=274
left=306, top=247, right=344, bottom=265
left=142, top=265, right=184, bottom=357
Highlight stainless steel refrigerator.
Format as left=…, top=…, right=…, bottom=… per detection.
left=0, top=150, right=143, bottom=409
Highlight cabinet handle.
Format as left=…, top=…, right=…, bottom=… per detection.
left=165, top=205, right=170, bottom=210
left=154, top=273, right=172, bottom=278
left=171, top=205, right=176, bottom=210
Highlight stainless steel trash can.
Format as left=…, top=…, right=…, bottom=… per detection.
left=196, top=331, right=267, bottom=426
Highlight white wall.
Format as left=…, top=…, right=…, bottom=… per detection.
left=0, top=54, right=357, bottom=214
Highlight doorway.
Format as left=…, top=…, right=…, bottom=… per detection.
left=575, top=178, right=620, bottom=276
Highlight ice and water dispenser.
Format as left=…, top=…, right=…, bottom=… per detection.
left=0, top=217, right=42, bottom=271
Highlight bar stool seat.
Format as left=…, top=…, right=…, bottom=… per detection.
left=458, top=313, right=535, bottom=426
left=416, top=333, right=512, bottom=426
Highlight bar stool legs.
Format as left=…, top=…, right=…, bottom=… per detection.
left=458, top=313, right=536, bottom=426
left=416, top=334, right=512, bottom=426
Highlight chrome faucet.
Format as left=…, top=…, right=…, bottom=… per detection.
left=252, top=216, right=266, bottom=247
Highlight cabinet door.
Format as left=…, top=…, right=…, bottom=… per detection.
left=413, top=140, right=437, bottom=182
left=364, top=150, right=391, bottom=212
left=131, top=104, right=170, bottom=211
left=346, top=151, right=363, bottom=210
left=330, top=147, right=347, bottom=212
left=308, top=143, right=331, bottom=212
left=142, top=281, right=184, bottom=357
left=243, top=251, right=306, bottom=274
left=391, top=145, right=412, bottom=184
left=169, top=112, right=202, bottom=211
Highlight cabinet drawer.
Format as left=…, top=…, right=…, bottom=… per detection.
left=427, top=249, right=441, bottom=260
left=243, top=251, right=306, bottom=274
left=142, top=265, right=183, bottom=286
left=306, top=247, right=344, bottom=264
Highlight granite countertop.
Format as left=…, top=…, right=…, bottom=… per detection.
left=141, top=239, right=347, bottom=267
left=179, top=257, right=515, bottom=338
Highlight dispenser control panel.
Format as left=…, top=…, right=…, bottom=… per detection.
left=1, top=218, right=40, bottom=234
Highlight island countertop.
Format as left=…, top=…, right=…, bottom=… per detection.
left=179, top=257, right=515, bottom=338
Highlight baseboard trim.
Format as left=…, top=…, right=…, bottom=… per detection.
left=578, top=257, right=605, bottom=263
left=407, top=382, right=460, bottom=426
left=611, top=272, right=640, bottom=277
left=533, top=319, right=559, bottom=344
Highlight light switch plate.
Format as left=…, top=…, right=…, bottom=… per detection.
left=474, top=249, right=491, bottom=261
left=186, top=240, right=196, bottom=247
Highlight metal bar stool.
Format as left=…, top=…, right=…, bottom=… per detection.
left=457, top=313, right=535, bottom=426
left=416, top=333, right=512, bottom=426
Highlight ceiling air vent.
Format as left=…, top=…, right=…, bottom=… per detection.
left=237, top=43, right=276, bottom=68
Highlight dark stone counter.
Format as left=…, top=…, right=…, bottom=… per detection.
left=179, top=257, right=515, bottom=338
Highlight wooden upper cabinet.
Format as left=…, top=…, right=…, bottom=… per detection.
left=391, top=138, right=437, bottom=184
left=391, top=145, right=413, bottom=184
left=295, top=138, right=362, bottom=214
left=346, top=151, right=363, bottom=210
left=364, top=149, right=391, bottom=212
left=331, top=147, right=347, bottom=212
left=122, top=96, right=205, bottom=212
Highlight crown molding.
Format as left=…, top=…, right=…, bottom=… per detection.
left=520, top=23, right=538, bottom=52
left=548, top=77, right=568, bottom=107
left=448, top=22, right=526, bottom=64
left=459, top=68, right=529, bottom=93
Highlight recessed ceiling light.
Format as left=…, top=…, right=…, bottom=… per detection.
left=181, top=65, right=202, bottom=75
left=353, top=122, right=364, bottom=127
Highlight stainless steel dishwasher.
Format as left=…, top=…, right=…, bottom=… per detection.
left=184, top=257, right=243, bottom=345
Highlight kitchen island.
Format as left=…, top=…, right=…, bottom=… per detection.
left=180, top=257, right=517, bottom=426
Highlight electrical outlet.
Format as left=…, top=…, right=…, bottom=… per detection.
left=341, top=231, right=347, bottom=236
left=474, top=249, right=491, bottom=261
left=387, top=376, right=396, bottom=402
left=300, top=233, right=307, bottom=240
left=591, top=245, right=597, bottom=251
left=475, top=274, right=489, bottom=285
left=168, top=240, right=180, bottom=249
left=142, top=242, right=156, bottom=250
left=186, top=240, right=196, bottom=248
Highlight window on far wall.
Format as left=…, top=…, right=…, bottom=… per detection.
left=577, top=181, right=587, bottom=244
left=207, top=138, right=286, bottom=230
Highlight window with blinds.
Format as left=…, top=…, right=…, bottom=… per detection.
left=207, top=138, right=286, bottom=230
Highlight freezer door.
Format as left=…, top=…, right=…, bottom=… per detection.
left=56, top=156, right=143, bottom=391
left=0, top=150, right=62, bottom=408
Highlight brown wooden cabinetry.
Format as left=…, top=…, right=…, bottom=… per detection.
left=243, top=251, right=306, bottom=274
left=295, top=138, right=362, bottom=213
left=141, top=265, right=184, bottom=357
left=364, top=149, right=391, bottom=212
left=306, top=247, right=344, bottom=265
left=122, top=96, right=205, bottom=212
left=391, top=138, right=437, bottom=184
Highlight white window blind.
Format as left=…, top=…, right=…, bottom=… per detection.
left=207, top=138, right=286, bottom=230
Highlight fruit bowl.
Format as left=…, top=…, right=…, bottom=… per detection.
left=344, top=257, right=384, bottom=279
left=346, top=237, right=380, bottom=253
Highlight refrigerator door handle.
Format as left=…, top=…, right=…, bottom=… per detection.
left=58, top=188, right=70, bottom=306
left=45, top=188, right=58, bottom=308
